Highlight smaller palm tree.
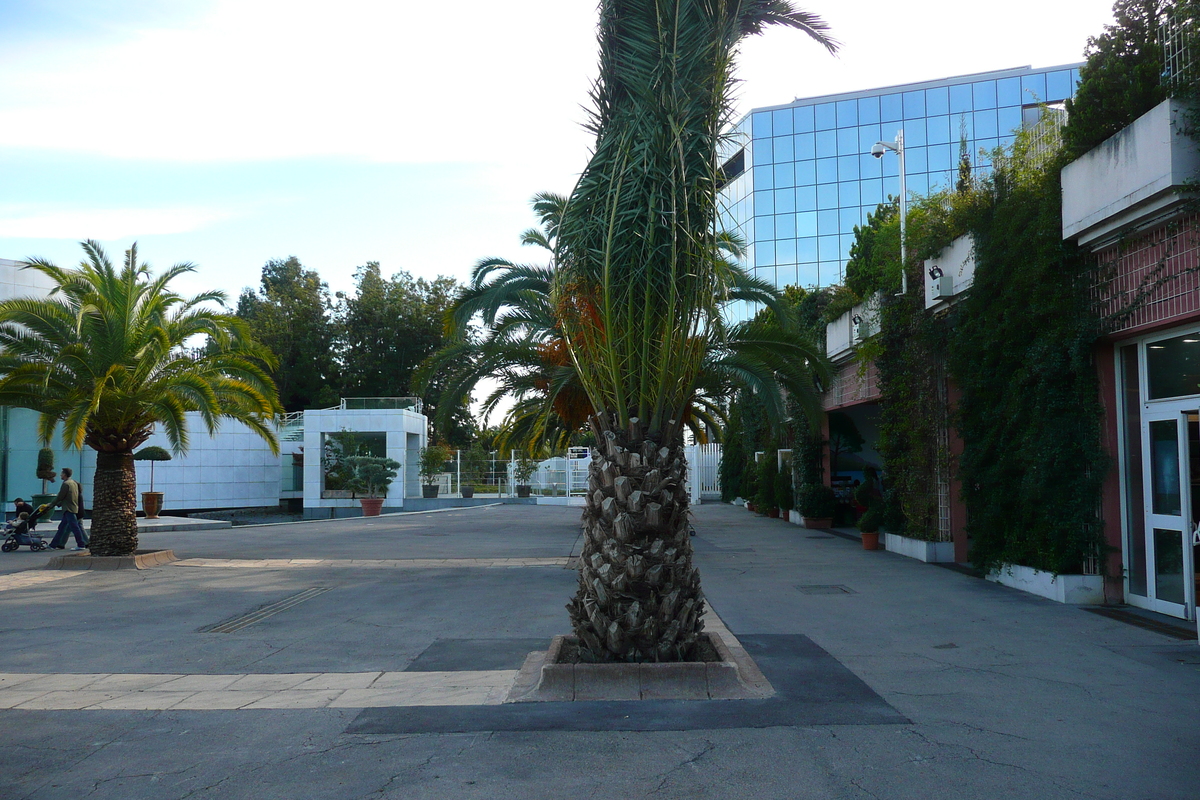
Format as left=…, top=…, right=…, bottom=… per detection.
left=0, top=241, right=282, bottom=556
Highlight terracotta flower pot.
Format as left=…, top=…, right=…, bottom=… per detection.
left=782, top=509, right=790, bottom=522
left=801, top=516, right=832, bottom=529
left=861, top=531, right=880, bottom=550
left=768, top=508, right=780, bottom=519
left=747, top=502, right=756, bottom=513
left=359, top=497, right=385, bottom=516
left=141, top=492, right=164, bottom=520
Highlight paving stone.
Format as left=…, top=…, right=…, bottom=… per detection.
left=240, top=689, right=344, bottom=709
left=0, top=690, right=50, bottom=709
left=86, top=673, right=181, bottom=691
left=226, top=673, right=321, bottom=691
left=16, top=690, right=125, bottom=709
left=154, top=674, right=246, bottom=691
left=172, top=690, right=272, bottom=710
left=88, top=691, right=199, bottom=710
left=292, top=672, right=382, bottom=690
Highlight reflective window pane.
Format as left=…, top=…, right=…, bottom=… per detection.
left=858, top=124, right=882, bottom=152
left=798, top=236, right=817, bottom=261
left=1147, top=333, right=1200, bottom=399
left=839, top=181, right=860, bottom=207
left=880, top=93, right=903, bottom=122
left=795, top=159, right=816, bottom=186
left=795, top=132, right=816, bottom=160
left=974, top=109, right=998, bottom=138
left=836, top=127, right=858, bottom=156
left=772, top=108, right=794, bottom=136
left=1021, top=73, right=1047, bottom=103
left=837, top=154, right=859, bottom=181
left=906, top=172, right=929, bottom=195
left=817, top=208, right=838, bottom=231
left=794, top=105, right=815, bottom=133
left=949, top=83, right=973, bottom=113
left=906, top=146, right=928, bottom=173
left=754, top=190, right=774, bottom=216
left=798, top=262, right=819, bottom=287
left=774, top=187, right=796, bottom=213
left=818, top=234, right=841, bottom=259
left=1046, top=70, right=1072, bottom=101
left=753, top=165, right=773, bottom=190
left=773, top=162, right=795, bottom=188
left=752, top=111, right=773, bottom=138
left=928, top=143, right=953, bottom=172
left=904, top=122, right=926, bottom=147
left=775, top=263, right=798, bottom=286
left=775, top=212, right=796, bottom=239
left=997, top=77, right=1021, bottom=106
left=815, top=102, right=837, bottom=130
left=755, top=239, right=775, bottom=266
left=860, top=177, right=884, bottom=206
left=836, top=99, right=858, bottom=127
left=816, top=183, right=839, bottom=209
left=796, top=185, right=816, bottom=211
left=1150, top=419, right=1181, bottom=516
left=858, top=95, right=880, bottom=124
left=752, top=137, right=773, bottom=167
left=998, top=105, right=1022, bottom=135
left=926, top=86, right=949, bottom=116
left=754, top=214, right=775, bottom=243
left=816, top=157, right=838, bottom=183
left=903, top=90, right=926, bottom=118
left=797, top=212, right=817, bottom=237
left=927, top=114, right=951, bottom=145
left=774, top=135, right=794, bottom=162
left=972, top=80, right=997, bottom=109
left=859, top=152, right=883, bottom=178
left=816, top=129, right=837, bottom=157
left=839, top=206, right=861, bottom=232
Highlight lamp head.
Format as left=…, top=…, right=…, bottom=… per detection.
left=871, top=142, right=887, bottom=159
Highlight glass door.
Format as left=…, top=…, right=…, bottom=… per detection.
left=1140, top=411, right=1197, bottom=619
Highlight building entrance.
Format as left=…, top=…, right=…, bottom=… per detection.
left=1132, top=407, right=1198, bottom=623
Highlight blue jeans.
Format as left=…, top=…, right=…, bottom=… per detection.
left=50, top=511, right=87, bottom=548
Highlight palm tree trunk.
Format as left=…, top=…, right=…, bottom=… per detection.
left=89, top=450, right=138, bottom=556
left=567, top=414, right=704, bottom=662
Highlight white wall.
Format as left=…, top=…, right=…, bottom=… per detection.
left=135, top=413, right=282, bottom=511
left=1061, top=99, right=1200, bottom=247
left=302, top=408, right=427, bottom=517
left=924, top=234, right=975, bottom=311
left=0, top=258, right=59, bottom=303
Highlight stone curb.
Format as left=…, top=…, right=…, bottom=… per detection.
left=507, top=631, right=775, bottom=703
left=44, top=549, right=179, bottom=571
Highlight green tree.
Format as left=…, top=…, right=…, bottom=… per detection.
left=0, top=242, right=281, bottom=556
left=236, top=257, right=339, bottom=411
left=336, top=263, right=468, bottom=444
left=556, top=0, right=836, bottom=662
left=1062, top=0, right=1168, bottom=159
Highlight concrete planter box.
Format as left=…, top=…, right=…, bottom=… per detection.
left=884, top=532, right=955, bottom=563
left=508, top=632, right=773, bottom=702
left=986, top=563, right=1105, bottom=605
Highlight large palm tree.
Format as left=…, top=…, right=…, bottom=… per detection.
left=555, top=0, right=836, bottom=661
left=419, top=193, right=825, bottom=454
left=0, top=242, right=282, bottom=556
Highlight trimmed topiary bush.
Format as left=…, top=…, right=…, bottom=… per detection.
left=796, top=483, right=836, bottom=518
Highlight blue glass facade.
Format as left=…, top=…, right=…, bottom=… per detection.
left=718, top=64, right=1082, bottom=302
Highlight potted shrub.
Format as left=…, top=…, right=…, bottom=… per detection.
left=513, top=454, right=537, bottom=498
left=855, top=469, right=884, bottom=550
left=774, top=468, right=794, bottom=523
left=134, top=446, right=172, bottom=519
left=754, top=453, right=779, bottom=518
left=460, top=445, right=488, bottom=499
left=419, top=444, right=452, bottom=498
left=742, top=455, right=759, bottom=512
left=796, top=483, right=836, bottom=529
left=32, top=447, right=57, bottom=511
left=346, top=455, right=400, bottom=516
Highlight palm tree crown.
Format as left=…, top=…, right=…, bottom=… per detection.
left=0, top=241, right=281, bottom=555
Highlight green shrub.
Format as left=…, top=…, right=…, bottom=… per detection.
left=754, top=453, right=778, bottom=511
left=774, top=468, right=794, bottom=511
left=796, top=483, right=836, bottom=518
left=858, top=502, right=884, bottom=533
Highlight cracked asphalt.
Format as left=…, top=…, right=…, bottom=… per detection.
left=1, top=503, right=1198, bottom=799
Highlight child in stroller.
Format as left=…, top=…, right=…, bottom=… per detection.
left=2, top=506, right=50, bottom=552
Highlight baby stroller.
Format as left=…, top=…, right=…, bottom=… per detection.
left=2, top=504, right=51, bottom=552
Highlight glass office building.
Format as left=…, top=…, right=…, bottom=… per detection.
left=717, top=64, right=1082, bottom=303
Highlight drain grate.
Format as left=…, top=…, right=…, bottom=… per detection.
left=201, top=587, right=332, bottom=633
left=796, top=584, right=855, bottom=595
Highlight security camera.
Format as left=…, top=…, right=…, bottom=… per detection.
left=871, top=143, right=887, bottom=159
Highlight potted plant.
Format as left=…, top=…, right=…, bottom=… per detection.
left=32, top=447, right=57, bottom=511
left=742, top=455, right=759, bottom=512
left=855, top=469, right=884, bottom=550
left=774, top=468, right=794, bottom=523
left=134, top=446, right=172, bottom=519
left=460, top=445, right=488, bottom=499
left=346, top=455, right=400, bottom=516
left=796, top=483, right=836, bottom=529
left=419, top=444, right=452, bottom=498
left=513, top=453, right=537, bottom=498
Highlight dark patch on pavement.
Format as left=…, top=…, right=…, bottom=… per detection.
left=795, top=584, right=855, bottom=595
left=406, top=638, right=550, bottom=671
left=347, top=634, right=907, bottom=733
left=690, top=537, right=755, bottom=554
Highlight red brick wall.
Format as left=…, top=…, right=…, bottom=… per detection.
left=1093, top=213, right=1200, bottom=337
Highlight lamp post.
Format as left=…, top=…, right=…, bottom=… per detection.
left=871, top=130, right=907, bottom=296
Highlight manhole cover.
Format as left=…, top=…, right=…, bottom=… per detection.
left=795, top=584, right=855, bottom=595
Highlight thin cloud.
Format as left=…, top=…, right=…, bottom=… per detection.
left=0, top=206, right=230, bottom=240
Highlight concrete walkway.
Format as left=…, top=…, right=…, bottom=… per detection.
left=0, top=503, right=1197, bottom=800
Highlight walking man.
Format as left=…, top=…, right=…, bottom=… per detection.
left=48, top=467, right=87, bottom=550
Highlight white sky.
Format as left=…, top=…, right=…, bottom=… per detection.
left=0, top=0, right=1116, bottom=421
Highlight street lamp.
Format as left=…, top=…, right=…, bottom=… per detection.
left=872, top=130, right=907, bottom=296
